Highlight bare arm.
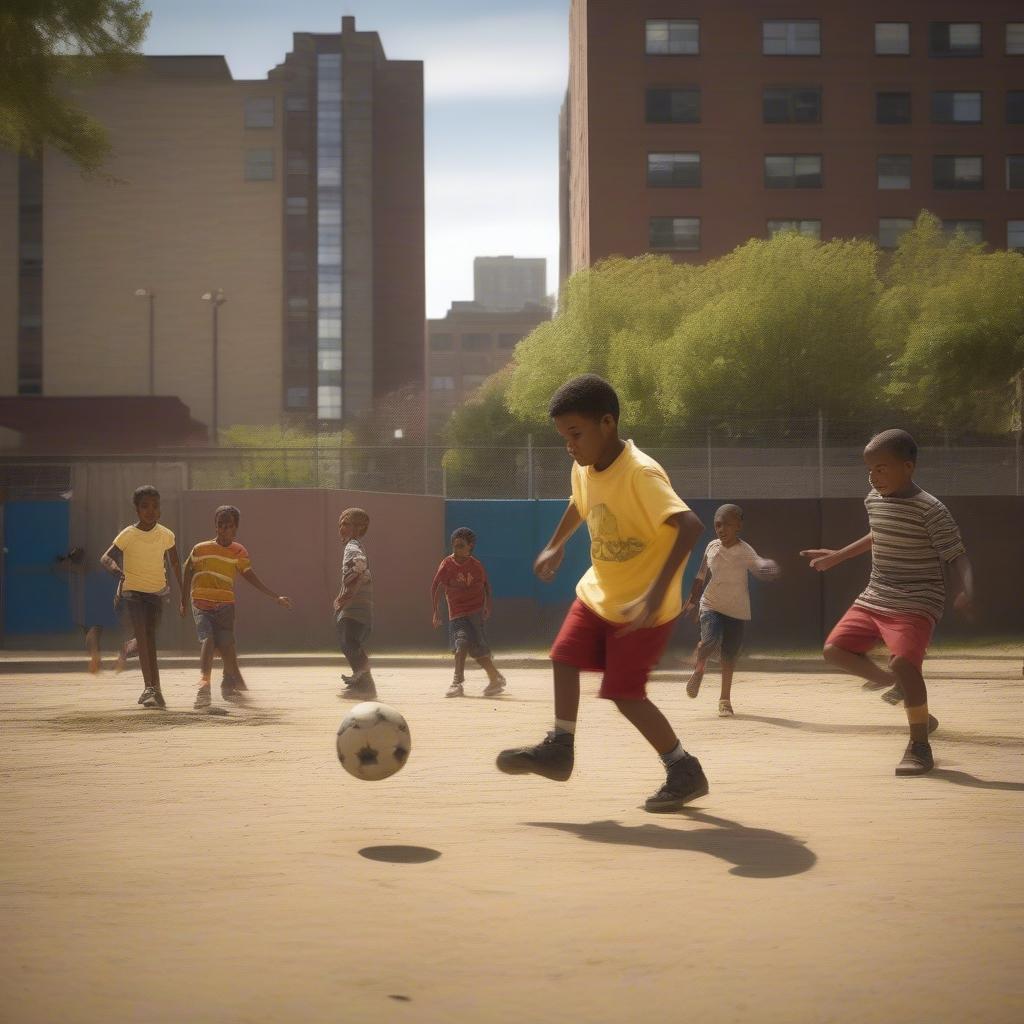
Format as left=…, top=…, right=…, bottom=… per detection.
left=100, top=544, right=124, bottom=579
left=242, top=567, right=291, bottom=608
left=800, top=533, right=872, bottom=572
left=534, top=501, right=583, bottom=582
left=333, top=565, right=366, bottom=613
left=619, top=510, right=704, bottom=634
left=682, top=552, right=709, bottom=611
left=431, top=581, right=446, bottom=626
left=180, top=558, right=193, bottom=614
left=949, top=553, right=975, bottom=616
left=166, top=548, right=183, bottom=597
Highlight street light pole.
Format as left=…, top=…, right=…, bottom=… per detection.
left=134, top=288, right=155, bottom=394
left=201, top=289, right=226, bottom=443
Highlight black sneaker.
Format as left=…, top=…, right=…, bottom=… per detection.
left=880, top=684, right=904, bottom=706
left=645, top=754, right=709, bottom=812
left=340, top=673, right=377, bottom=701
left=928, top=714, right=938, bottom=735
left=495, top=731, right=574, bottom=782
left=139, top=687, right=166, bottom=709
left=895, top=741, right=934, bottom=776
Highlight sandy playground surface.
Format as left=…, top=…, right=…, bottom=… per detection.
left=2, top=655, right=1023, bottom=1024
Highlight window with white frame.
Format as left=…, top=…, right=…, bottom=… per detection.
left=645, top=20, right=699, bottom=55
left=763, top=20, right=821, bottom=56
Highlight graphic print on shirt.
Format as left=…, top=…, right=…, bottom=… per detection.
left=587, top=504, right=646, bottom=563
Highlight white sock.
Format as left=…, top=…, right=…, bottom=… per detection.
left=554, top=718, right=576, bottom=735
left=659, top=741, right=686, bottom=767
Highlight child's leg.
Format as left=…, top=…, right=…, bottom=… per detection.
left=219, top=640, right=245, bottom=689
left=719, top=660, right=735, bottom=702
left=822, top=643, right=894, bottom=687
left=553, top=659, right=580, bottom=728
left=612, top=698, right=678, bottom=755
left=688, top=611, right=721, bottom=697
left=199, top=637, right=216, bottom=683
left=453, top=647, right=468, bottom=681
left=475, top=655, right=501, bottom=682
left=144, top=600, right=161, bottom=690
left=128, top=601, right=153, bottom=687
left=85, top=626, right=102, bottom=673
left=338, top=619, right=370, bottom=674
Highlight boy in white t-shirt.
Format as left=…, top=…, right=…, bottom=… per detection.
left=681, top=504, right=778, bottom=716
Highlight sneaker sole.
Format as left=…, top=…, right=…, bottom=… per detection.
left=494, top=754, right=573, bottom=782
left=895, top=761, right=934, bottom=776
left=445, top=691, right=464, bottom=698
left=644, top=779, right=710, bottom=812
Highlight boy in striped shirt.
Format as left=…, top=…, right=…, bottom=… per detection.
left=801, top=430, right=973, bottom=776
left=182, top=505, right=292, bottom=709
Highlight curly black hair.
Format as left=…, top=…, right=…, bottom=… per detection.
left=132, top=485, right=160, bottom=505
left=451, top=527, right=476, bottom=548
left=548, top=374, right=619, bottom=422
left=865, top=429, right=918, bottom=464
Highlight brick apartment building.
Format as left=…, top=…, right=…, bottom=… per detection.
left=560, top=1, right=1024, bottom=280
left=0, top=16, right=423, bottom=443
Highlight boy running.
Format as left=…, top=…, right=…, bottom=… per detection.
left=181, top=505, right=292, bottom=710
left=100, top=485, right=182, bottom=709
left=682, top=504, right=779, bottom=717
left=431, top=527, right=508, bottom=698
left=335, top=508, right=376, bottom=701
left=801, top=429, right=974, bottom=776
left=495, top=374, right=709, bottom=811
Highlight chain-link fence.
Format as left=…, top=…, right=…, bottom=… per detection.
left=2, top=419, right=1020, bottom=500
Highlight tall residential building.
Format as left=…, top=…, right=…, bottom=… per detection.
left=472, top=256, right=547, bottom=312
left=560, top=1, right=1024, bottom=282
left=0, top=16, right=423, bottom=442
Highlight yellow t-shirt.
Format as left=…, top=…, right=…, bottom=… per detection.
left=113, top=524, right=175, bottom=594
left=571, top=440, right=690, bottom=625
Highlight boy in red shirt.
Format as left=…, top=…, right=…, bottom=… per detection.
left=431, top=527, right=508, bottom=698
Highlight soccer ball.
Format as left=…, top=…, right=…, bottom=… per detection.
left=336, top=701, right=411, bottom=781
left=752, top=557, right=781, bottom=581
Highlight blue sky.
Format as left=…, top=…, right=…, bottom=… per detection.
left=143, top=0, right=570, bottom=316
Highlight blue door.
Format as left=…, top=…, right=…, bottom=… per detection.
left=3, top=500, right=73, bottom=634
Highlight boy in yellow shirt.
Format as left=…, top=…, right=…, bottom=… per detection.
left=496, top=375, right=709, bottom=811
left=100, top=485, right=182, bottom=709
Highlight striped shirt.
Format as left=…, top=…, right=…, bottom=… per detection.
left=187, top=540, right=252, bottom=609
left=855, top=489, right=965, bottom=623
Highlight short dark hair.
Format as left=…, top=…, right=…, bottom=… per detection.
left=548, top=374, right=619, bottom=422
left=451, top=527, right=476, bottom=548
left=215, top=504, right=240, bottom=526
left=715, top=503, right=744, bottom=521
left=865, top=428, right=918, bottom=464
left=132, top=485, right=160, bottom=505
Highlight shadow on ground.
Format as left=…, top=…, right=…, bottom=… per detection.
left=735, top=714, right=1024, bottom=749
left=358, top=845, right=441, bottom=863
left=42, top=706, right=286, bottom=733
left=926, top=769, right=1024, bottom=791
left=527, top=810, right=817, bottom=879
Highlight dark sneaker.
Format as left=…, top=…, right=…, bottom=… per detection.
left=340, top=674, right=377, bottom=701
left=496, top=731, right=574, bottom=782
left=222, top=686, right=247, bottom=704
left=685, top=669, right=703, bottom=699
left=928, top=714, right=939, bottom=735
left=880, top=684, right=904, bottom=706
left=645, top=754, right=709, bottom=812
left=895, top=741, right=934, bottom=776
left=482, top=675, right=507, bottom=698
left=445, top=681, right=464, bottom=698
left=139, top=687, right=166, bottom=709
left=194, top=687, right=212, bottom=710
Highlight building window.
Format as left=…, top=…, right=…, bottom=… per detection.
left=929, top=22, right=982, bottom=57
left=287, top=295, right=309, bottom=315
left=763, top=87, right=821, bottom=124
left=647, top=152, right=701, bottom=187
left=876, top=92, right=911, bottom=124
left=763, top=20, right=820, bottom=56
left=1007, top=156, right=1024, bottom=190
left=1009, top=92, right=1024, bottom=124
left=875, top=23, right=910, bottom=55
left=244, top=148, right=274, bottom=181
left=285, top=94, right=308, bottom=112
left=768, top=220, right=821, bottom=239
left=646, top=87, right=700, bottom=124
left=431, top=376, right=455, bottom=391
left=286, top=152, right=309, bottom=175
left=498, top=333, right=521, bottom=350
left=645, top=20, right=699, bottom=55
left=943, top=220, right=984, bottom=244
left=430, top=333, right=454, bottom=351
left=878, top=218, right=914, bottom=249
left=286, top=386, right=310, bottom=409
left=244, top=96, right=275, bottom=128
left=932, top=91, right=982, bottom=124
left=649, top=217, right=700, bottom=251
left=933, top=156, right=983, bottom=190
left=317, top=385, right=342, bottom=420
left=286, top=196, right=308, bottom=215
left=1008, top=221, right=1024, bottom=251
left=463, top=375, right=488, bottom=391
left=462, top=333, right=492, bottom=352
left=764, top=155, right=822, bottom=189
left=1008, top=24, right=1024, bottom=55
left=878, top=155, right=911, bottom=189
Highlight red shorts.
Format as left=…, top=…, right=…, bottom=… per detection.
left=550, top=598, right=676, bottom=700
left=826, top=605, right=934, bottom=669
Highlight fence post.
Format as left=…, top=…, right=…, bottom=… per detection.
left=706, top=427, right=712, bottom=499
left=527, top=434, right=534, bottom=500
left=442, top=462, right=447, bottom=500
left=817, top=409, right=825, bottom=499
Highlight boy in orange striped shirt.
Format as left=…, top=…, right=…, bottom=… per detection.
left=181, top=505, right=292, bottom=710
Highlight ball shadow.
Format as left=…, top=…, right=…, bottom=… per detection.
left=358, top=845, right=441, bottom=864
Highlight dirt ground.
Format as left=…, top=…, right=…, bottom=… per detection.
left=2, top=656, right=1022, bottom=1024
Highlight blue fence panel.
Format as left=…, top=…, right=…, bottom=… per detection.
left=3, top=500, right=73, bottom=634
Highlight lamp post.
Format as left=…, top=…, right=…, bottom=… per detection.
left=134, top=288, right=155, bottom=394
left=201, top=288, right=226, bottom=443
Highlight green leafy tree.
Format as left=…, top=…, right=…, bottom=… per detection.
left=0, top=1, right=150, bottom=173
